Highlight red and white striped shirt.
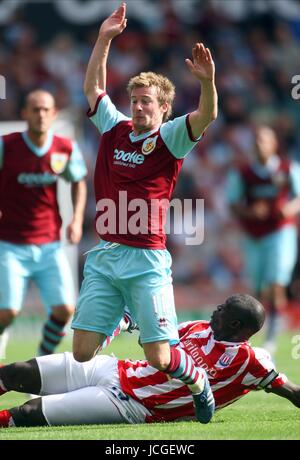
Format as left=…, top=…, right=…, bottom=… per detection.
left=118, top=321, right=286, bottom=423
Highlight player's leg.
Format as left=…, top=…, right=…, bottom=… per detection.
left=120, top=246, right=215, bottom=424
left=0, top=352, right=118, bottom=397
left=72, top=310, right=136, bottom=359
left=243, top=235, right=263, bottom=295
left=72, top=329, right=105, bottom=361
left=0, top=398, right=47, bottom=427
left=98, top=307, right=138, bottom=352
left=0, top=358, right=41, bottom=395
left=0, top=352, right=136, bottom=427
left=0, top=387, right=128, bottom=427
left=34, top=242, right=75, bottom=356
left=0, top=241, right=29, bottom=358
left=39, top=353, right=133, bottom=425
left=262, top=226, right=298, bottom=354
left=37, top=304, right=74, bottom=356
left=71, top=247, right=125, bottom=362
left=263, top=283, right=286, bottom=355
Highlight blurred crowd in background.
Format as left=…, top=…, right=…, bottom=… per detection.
left=1, top=0, right=300, bottom=310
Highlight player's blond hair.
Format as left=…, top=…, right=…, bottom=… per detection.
left=127, top=72, right=175, bottom=122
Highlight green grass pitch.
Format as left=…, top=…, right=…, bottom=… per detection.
left=0, top=330, right=299, bottom=440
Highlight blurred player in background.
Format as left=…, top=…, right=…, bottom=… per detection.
left=0, top=89, right=87, bottom=359
left=227, top=125, right=300, bottom=355
left=0, top=293, right=299, bottom=427
left=71, top=2, right=217, bottom=423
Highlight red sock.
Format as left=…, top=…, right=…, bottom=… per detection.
left=166, top=346, right=181, bottom=373
left=0, top=410, right=12, bottom=427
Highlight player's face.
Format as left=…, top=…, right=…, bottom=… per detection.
left=130, top=86, right=168, bottom=135
left=210, top=303, right=235, bottom=339
left=22, top=93, right=57, bottom=135
left=210, top=304, right=225, bottom=333
left=254, top=127, right=278, bottom=163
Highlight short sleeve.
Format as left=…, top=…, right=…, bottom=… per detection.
left=178, top=321, right=199, bottom=338
left=61, top=142, right=87, bottom=182
left=87, top=93, right=130, bottom=135
left=241, top=347, right=287, bottom=391
left=160, top=114, right=202, bottom=159
left=226, top=169, right=245, bottom=204
left=289, top=161, right=300, bottom=197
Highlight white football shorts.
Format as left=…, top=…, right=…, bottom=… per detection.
left=36, top=352, right=150, bottom=426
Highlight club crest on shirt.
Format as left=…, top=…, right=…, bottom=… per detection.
left=50, top=153, right=68, bottom=174
left=142, top=135, right=158, bottom=155
left=217, top=352, right=235, bottom=367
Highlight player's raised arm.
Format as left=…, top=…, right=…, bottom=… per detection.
left=83, top=2, right=127, bottom=110
left=185, top=43, right=218, bottom=139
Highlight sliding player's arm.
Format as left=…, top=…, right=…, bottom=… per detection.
left=267, top=380, right=300, bottom=408
left=84, top=2, right=127, bottom=111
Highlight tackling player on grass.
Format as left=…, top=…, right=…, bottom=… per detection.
left=71, top=2, right=218, bottom=424
left=0, top=294, right=299, bottom=427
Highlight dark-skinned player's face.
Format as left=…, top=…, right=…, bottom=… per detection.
left=210, top=303, right=238, bottom=338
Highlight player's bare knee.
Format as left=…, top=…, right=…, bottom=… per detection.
left=143, top=342, right=171, bottom=371
left=72, top=330, right=103, bottom=362
left=52, top=304, right=74, bottom=322
left=145, top=354, right=170, bottom=371
left=0, top=309, right=18, bottom=328
left=72, top=349, right=94, bottom=363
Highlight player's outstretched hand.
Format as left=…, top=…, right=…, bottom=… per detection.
left=185, top=43, right=215, bottom=82
left=99, top=2, right=127, bottom=41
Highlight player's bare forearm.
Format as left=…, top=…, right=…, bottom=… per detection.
left=84, top=3, right=127, bottom=110
left=269, top=380, right=300, bottom=408
left=67, top=180, right=87, bottom=244
left=189, top=79, right=218, bottom=139
left=83, top=35, right=111, bottom=110
left=186, top=43, right=217, bottom=138
left=71, top=179, right=87, bottom=225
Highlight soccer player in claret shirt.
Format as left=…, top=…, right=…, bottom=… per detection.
left=227, top=125, right=300, bottom=356
left=0, top=294, right=299, bottom=427
left=0, top=90, right=87, bottom=358
left=71, top=3, right=218, bottom=423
